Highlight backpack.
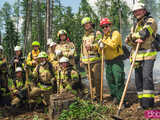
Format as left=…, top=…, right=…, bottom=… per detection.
left=121, top=45, right=130, bottom=60
left=110, top=31, right=130, bottom=60
left=152, top=33, right=160, bottom=51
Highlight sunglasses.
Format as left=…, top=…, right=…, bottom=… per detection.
left=102, top=24, right=111, bottom=29
left=33, top=45, right=39, bottom=47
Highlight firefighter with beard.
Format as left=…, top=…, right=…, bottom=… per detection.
left=55, top=30, right=77, bottom=67
left=125, top=3, right=157, bottom=109
left=30, top=52, right=56, bottom=104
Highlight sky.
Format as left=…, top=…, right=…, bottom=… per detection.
left=0, top=0, right=81, bottom=13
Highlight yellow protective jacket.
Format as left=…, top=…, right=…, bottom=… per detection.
left=126, top=15, right=157, bottom=61
left=80, top=30, right=102, bottom=64
left=100, top=30, right=123, bottom=60
left=11, top=76, right=26, bottom=93
left=48, top=52, right=58, bottom=69
left=55, top=41, right=77, bottom=65
left=26, top=50, right=40, bottom=67
left=56, top=66, right=80, bottom=93
left=33, top=61, right=55, bottom=90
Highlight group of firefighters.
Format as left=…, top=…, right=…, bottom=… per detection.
left=0, top=2, right=159, bottom=112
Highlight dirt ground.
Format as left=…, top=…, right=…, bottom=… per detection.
left=0, top=92, right=160, bottom=120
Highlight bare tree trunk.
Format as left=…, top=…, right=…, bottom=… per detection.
left=17, top=0, right=20, bottom=34
left=28, top=0, right=33, bottom=51
left=37, top=0, right=41, bottom=42
left=46, top=0, right=50, bottom=39
left=118, top=0, right=122, bottom=34
left=0, top=31, right=1, bottom=44
left=24, top=0, right=29, bottom=55
left=50, top=0, right=54, bottom=39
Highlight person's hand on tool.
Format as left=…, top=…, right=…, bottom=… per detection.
left=14, top=59, right=19, bottom=63
left=98, top=39, right=104, bottom=49
left=32, top=60, right=37, bottom=66
left=135, top=38, right=144, bottom=43
left=80, top=61, right=84, bottom=68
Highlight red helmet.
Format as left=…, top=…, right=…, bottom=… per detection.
left=100, top=18, right=112, bottom=27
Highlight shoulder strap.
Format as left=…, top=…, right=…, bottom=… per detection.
left=94, top=30, right=97, bottom=41
left=48, top=62, right=55, bottom=78
left=37, top=64, right=40, bottom=80
left=67, top=67, right=72, bottom=81
left=30, top=52, right=33, bottom=61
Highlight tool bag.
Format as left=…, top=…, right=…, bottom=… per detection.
left=152, top=33, right=160, bottom=51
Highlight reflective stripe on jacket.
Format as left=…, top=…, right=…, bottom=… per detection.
left=26, top=50, right=40, bottom=66
left=80, top=30, right=101, bottom=64
left=127, top=15, right=157, bottom=61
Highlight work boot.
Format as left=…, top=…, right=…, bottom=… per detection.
left=136, top=105, right=143, bottom=111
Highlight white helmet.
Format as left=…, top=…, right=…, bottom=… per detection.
left=59, top=56, right=69, bottom=63
left=14, top=46, right=22, bottom=51
left=15, top=67, right=23, bottom=72
left=0, top=45, right=3, bottom=50
left=47, top=38, right=53, bottom=46
left=132, top=3, right=145, bottom=12
left=50, top=42, right=57, bottom=47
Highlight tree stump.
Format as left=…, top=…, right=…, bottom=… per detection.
left=48, top=92, right=76, bottom=120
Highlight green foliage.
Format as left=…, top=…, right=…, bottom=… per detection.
left=3, top=19, right=19, bottom=60
left=0, top=0, right=132, bottom=59
left=58, top=99, right=108, bottom=120
left=96, top=0, right=131, bottom=40
left=139, top=0, right=160, bottom=21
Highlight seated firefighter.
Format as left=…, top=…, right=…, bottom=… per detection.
left=26, top=41, right=41, bottom=71
left=48, top=42, right=58, bottom=70
left=57, top=56, right=82, bottom=95
left=30, top=52, right=56, bottom=104
left=10, top=67, right=28, bottom=107
left=10, top=46, right=25, bottom=79
left=0, top=45, right=10, bottom=105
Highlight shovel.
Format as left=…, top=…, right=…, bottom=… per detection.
left=87, top=51, right=93, bottom=99
left=100, top=48, right=104, bottom=103
left=25, top=67, right=31, bottom=111
left=112, top=43, right=140, bottom=120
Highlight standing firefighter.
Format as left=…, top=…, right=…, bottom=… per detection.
left=125, top=3, right=157, bottom=109
left=10, top=46, right=25, bottom=79
left=99, top=18, right=125, bottom=105
left=55, top=29, right=77, bottom=66
left=10, top=67, right=27, bottom=108
left=48, top=42, right=58, bottom=69
left=30, top=52, right=56, bottom=104
left=80, top=17, right=101, bottom=100
left=0, top=45, right=10, bottom=103
left=47, top=38, right=53, bottom=54
left=26, top=41, right=40, bottom=71
left=57, top=56, right=81, bottom=94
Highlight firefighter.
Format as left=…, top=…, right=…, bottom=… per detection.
left=10, top=67, right=27, bottom=107
left=47, top=38, right=53, bottom=54
left=30, top=51, right=56, bottom=104
left=48, top=42, right=58, bottom=69
left=98, top=18, right=125, bottom=105
left=10, top=46, right=25, bottom=79
left=80, top=17, right=102, bottom=100
left=55, top=29, right=77, bottom=66
left=57, top=56, right=81, bottom=94
left=125, top=3, right=157, bottom=109
left=0, top=45, right=10, bottom=105
left=26, top=41, right=40, bottom=71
